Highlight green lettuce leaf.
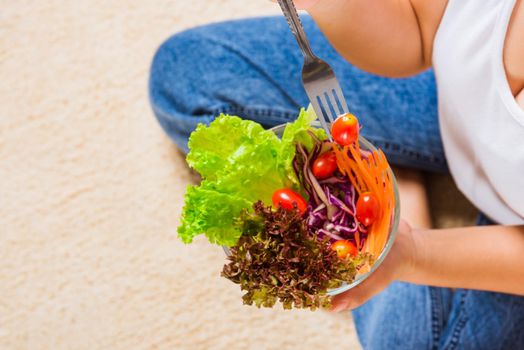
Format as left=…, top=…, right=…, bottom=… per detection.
left=178, top=183, right=252, bottom=246
left=180, top=115, right=285, bottom=245
left=179, top=111, right=324, bottom=246
left=187, top=115, right=281, bottom=184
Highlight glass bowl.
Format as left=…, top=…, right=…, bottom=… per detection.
left=224, top=122, right=400, bottom=297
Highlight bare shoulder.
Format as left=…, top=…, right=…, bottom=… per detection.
left=409, top=0, right=449, bottom=66
left=505, top=0, right=524, bottom=97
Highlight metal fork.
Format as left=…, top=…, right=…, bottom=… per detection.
left=277, top=0, right=349, bottom=139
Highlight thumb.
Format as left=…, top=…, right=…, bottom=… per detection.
left=331, top=263, right=394, bottom=312
left=331, top=271, right=390, bottom=312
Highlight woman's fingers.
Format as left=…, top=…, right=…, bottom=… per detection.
left=330, top=220, right=416, bottom=312
left=330, top=262, right=394, bottom=312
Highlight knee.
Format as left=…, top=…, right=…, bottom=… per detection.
left=148, top=27, right=220, bottom=133
left=148, top=23, right=237, bottom=112
left=148, top=26, right=235, bottom=150
left=149, top=29, right=203, bottom=99
left=149, top=20, right=238, bottom=86
left=149, top=18, right=270, bottom=99
left=151, top=28, right=202, bottom=70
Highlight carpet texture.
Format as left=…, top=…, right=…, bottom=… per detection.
left=0, top=1, right=475, bottom=349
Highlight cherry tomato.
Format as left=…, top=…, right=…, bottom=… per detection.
left=331, top=113, right=359, bottom=146
left=331, top=240, right=358, bottom=258
left=356, top=192, right=380, bottom=226
left=272, top=188, right=308, bottom=215
left=312, top=151, right=338, bottom=179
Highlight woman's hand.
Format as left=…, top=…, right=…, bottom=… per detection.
left=331, top=219, right=418, bottom=312
left=331, top=220, right=524, bottom=312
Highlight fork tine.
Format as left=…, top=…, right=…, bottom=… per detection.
left=332, top=85, right=349, bottom=115
left=319, top=93, right=336, bottom=123
left=323, top=92, right=338, bottom=122
left=311, top=97, right=332, bottom=140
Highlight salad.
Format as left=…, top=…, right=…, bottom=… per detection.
left=178, top=107, right=396, bottom=310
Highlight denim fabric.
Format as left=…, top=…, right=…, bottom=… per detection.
left=149, top=16, right=524, bottom=350
left=354, top=210, right=524, bottom=350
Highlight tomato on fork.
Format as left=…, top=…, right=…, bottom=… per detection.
left=331, top=113, right=360, bottom=146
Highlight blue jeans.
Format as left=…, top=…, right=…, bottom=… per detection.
left=149, top=17, right=524, bottom=350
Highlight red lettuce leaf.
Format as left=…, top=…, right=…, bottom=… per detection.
left=222, top=202, right=369, bottom=310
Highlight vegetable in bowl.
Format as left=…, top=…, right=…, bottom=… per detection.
left=178, top=107, right=399, bottom=310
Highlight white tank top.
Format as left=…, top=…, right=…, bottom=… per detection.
left=433, top=0, right=524, bottom=224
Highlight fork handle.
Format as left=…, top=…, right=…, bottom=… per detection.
left=277, top=0, right=317, bottom=63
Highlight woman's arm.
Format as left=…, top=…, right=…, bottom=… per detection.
left=407, top=224, right=524, bottom=293
left=331, top=221, right=524, bottom=312
left=299, top=0, right=448, bottom=77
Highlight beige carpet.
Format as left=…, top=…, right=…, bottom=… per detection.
left=0, top=1, right=477, bottom=349
left=0, top=1, right=361, bottom=349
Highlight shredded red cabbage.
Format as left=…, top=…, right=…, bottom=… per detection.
left=293, top=140, right=369, bottom=246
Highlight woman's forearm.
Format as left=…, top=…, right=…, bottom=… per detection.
left=404, top=225, right=524, bottom=295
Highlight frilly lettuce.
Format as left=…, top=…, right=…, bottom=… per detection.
left=178, top=183, right=252, bottom=246
left=221, top=201, right=367, bottom=310
left=178, top=109, right=324, bottom=246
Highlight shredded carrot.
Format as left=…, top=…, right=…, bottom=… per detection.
left=333, top=144, right=395, bottom=258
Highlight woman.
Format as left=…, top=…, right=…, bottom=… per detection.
left=149, top=0, right=524, bottom=348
